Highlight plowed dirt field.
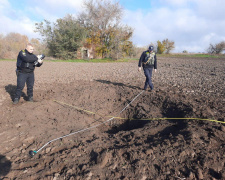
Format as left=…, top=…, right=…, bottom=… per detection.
left=0, top=56, right=224, bottom=179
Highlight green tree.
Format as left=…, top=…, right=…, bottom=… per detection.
left=157, top=39, right=175, bottom=54
left=157, top=40, right=165, bottom=54
left=35, top=15, right=86, bottom=59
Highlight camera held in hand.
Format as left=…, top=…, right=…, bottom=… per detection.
left=34, top=54, right=45, bottom=66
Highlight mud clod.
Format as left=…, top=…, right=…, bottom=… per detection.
left=0, top=57, right=225, bottom=179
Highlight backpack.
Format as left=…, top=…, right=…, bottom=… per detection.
left=143, top=51, right=155, bottom=65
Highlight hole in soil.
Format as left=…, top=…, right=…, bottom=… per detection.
left=209, top=169, right=222, bottom=179
left=107, top=119, right=149, bottom=134
left=107, top=98, right=194, bottom=134
left=162, top=99, right=193, bottom=118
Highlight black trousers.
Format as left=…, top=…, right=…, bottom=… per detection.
left=14, top=71, right=34, bottom=99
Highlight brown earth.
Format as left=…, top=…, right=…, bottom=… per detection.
left=0, top=57, right=225, bottom=180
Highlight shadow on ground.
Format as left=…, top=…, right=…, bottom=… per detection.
left=95, top=79, right=142, bottom=90
left=0, top=154, right=11, bottom=177
left=5, top=84, right=26, bottom=101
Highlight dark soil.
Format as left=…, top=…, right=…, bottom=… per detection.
left=0, top=57, right=224, bottom=179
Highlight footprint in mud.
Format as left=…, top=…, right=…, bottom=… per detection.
left=89, top=149, right=113, bottom=168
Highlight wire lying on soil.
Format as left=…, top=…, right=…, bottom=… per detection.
left=29, top=90, right=144, bottom=157
left=54, top=100, right=225, bottom=124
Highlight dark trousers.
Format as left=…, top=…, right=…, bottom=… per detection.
left=14, top=71, right=34, bottom=99
left=143, top=67, right=153, bottom=90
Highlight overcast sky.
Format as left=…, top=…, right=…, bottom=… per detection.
left=1, top=0, right=225, bottom=53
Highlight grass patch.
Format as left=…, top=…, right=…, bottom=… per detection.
left=157, top=53, right=225, bottom=58
left=48, top=58, right=133, bottom=63
left=0, top=59, right=16, bottom=61
left=1, top=54, right=224, bottom=63
left=0, top=58, right=134, bottom=63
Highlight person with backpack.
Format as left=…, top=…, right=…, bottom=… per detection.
left=138, top=45, right=157, bottom=91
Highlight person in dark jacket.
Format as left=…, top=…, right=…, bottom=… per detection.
left=13, top=43, right=43, bottom=104
left=138, top=45, right=157, bottom=91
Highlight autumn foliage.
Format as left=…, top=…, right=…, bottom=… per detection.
left=0, top=33, right=46, bottom=59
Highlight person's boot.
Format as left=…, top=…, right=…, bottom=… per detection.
left=28, top=96, right=33, bottom=102
left=13, top=98, right=19, bottom=104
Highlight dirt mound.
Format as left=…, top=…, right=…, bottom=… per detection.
left=0, top=57, right=224, bottom=179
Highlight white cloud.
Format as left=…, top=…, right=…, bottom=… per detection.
left=31, top=0, right=84, bottom=20
left=0, top=0, right=84, bottom=39
left=1, top=0, right=225, bottom=53
left=0, top=14, right=40, bottom=38
left=0, top=0, right=9, bottom=9
left=123, top=0, right=225, bottom=52
left=0, top=0, right=39, bottom=38
left=195, top=0, right=225, bottom=20
left=0, top=0, right=10, bottom=16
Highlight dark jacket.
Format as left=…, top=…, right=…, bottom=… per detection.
left=17, top=49, right=42, bottom=73
left=138, top=50, right=157, bottom=69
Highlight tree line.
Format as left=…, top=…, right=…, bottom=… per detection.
left=35, top=0, right=135, bottom=60
left=0, top=0, right=224, bottom=60
left=0, top=33, right=46, bottom=59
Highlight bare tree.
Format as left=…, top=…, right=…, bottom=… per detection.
left=0, top=33, right=28, bottom=59
left=78, top=0, right=122, bottom=32
left=108, top=25, right=133, bottom=59
left=132, top=46, right=146, bottom=58
left=0, top=33, right=46, bottom=59
left=78, top=0, right=133, bottom=59
left=207, top=41, right=225, bottom=54
left=162, top=39, right=175, bottom=54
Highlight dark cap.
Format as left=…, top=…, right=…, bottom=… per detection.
left=148, top=45, right=154, bottom=51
